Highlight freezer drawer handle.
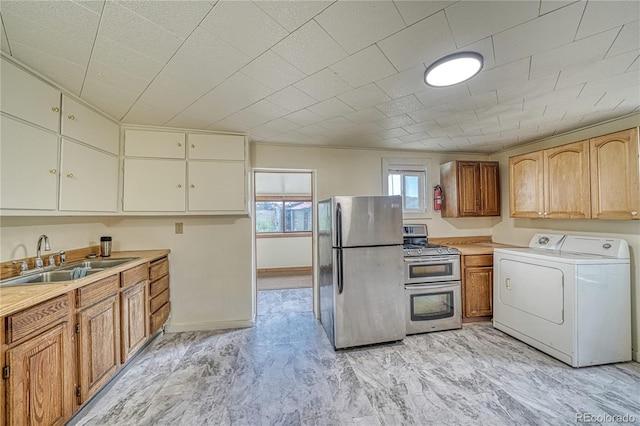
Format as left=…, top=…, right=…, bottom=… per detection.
left=337, top=248, right=344, bottom=295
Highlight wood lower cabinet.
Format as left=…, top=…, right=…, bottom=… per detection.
left=4, top=294, right=75, bottom=426
left=120, top=265, right=149, bottom=363
left=461, top=254, right=493, bottom=321
left=76, top=275, right=121, bottom=405
left=440, top=161, right=500, bottom=217
left=149, top=257, right=171, bottom=335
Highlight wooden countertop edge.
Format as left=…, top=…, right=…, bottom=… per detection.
left=0, top=249, right=170, bottom=317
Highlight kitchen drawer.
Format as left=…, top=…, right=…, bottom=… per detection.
left=149, top=257, right=169, bottom=281
left=150, top=288, right=170, bottom=314
left=121, top=263, right=148, bottom=288
left=6, top=294, right=69, bottom=343
left=464, top=254, right=493, bottom=267
left=150, top=302, right=170, bottom=334
left=76, top=274, right=119, bottom=309
left=150, top=275, right=169, bottom=298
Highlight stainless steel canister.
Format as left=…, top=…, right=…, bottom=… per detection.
left=100, top=236, right=112, bottom=257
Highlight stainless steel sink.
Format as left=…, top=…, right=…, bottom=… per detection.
left=57, top=257, right=139, bottom=271
left=0, top=257, right=140, bottom=287
left=1, top=269, right=106, bottom=286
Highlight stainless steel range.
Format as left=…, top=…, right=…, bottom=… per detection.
left=403, top=224, right=462, bottom=334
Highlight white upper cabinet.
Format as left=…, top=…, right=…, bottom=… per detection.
left=0, top=116, right=59, bottom=210
left=59, top=139, right=119, bottom=212
left=124, top=130, right=186, bottom=159
left=188, top=133, right=244, bottom=160
left=123, top=159, right=186, bottom=212
left=61, top=95, right=119, bottom=155
left=188, top=161, right=246, bottom=211
left=0, top=57, right=61, bottom=132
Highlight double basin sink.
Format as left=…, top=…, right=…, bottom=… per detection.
left=1, top=257, right=139, bottom=287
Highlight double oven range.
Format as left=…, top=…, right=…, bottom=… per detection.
left=403, top=224, right=462, bottom=334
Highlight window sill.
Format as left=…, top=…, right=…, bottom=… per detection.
left=256, top=232, right=312, bottom=239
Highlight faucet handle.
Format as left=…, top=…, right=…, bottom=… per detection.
left=35, top=257, right=44, bottom=269
left=48, top=255, right=56, bottom=266
left=13, top=260, right=28, bottom=273
left=59, top=250, right=66, bottom=265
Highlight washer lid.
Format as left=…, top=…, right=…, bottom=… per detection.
left=561, top=236, right=629, bottom=259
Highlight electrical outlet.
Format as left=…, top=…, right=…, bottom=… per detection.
left=175, top=222, right=183, bottom=234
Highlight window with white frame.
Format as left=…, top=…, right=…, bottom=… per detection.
left=382, top=158, right=431, bottom=219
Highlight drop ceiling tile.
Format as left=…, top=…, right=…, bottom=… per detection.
left=338, top=84, right=391, bottom=110
left=271, top=20, right=348, bottom=75
left=297, top=123, right=330, bottom=137
left=240, top=50, right=306, bottom=91
left=377, top=127, right=410, bottom=139
left=90, top=36, right=165, bottom=81
left=375, top=95, right=424, bottom=117
left=206, top=72, right=274, bottom=115
left=315, top=1, right=405, bottom=54
left=162, top=27, right=251, bottom=93
left=329, top=45, right=397, bottom=88
left=497, top=74, right=558, bottom=104
left=255, top=1, right=332, bottom=32
left=295, top=69, right=353, bottom=101
left=393, top=1, right=456, bottom=26
left=375, top=114, right=417, bottom=130
left=9, top=42, right=85, bottom=94
left=449, top=91, right=498, bottom=112
left=579, top=70, right=640, bottom=100
left=606, top=21, right=640, bottom=58
left=414, top=84, right=470, bottom=109
left=408, top=104, right=454, bottom=123
left=2, top=9, right=96, bottom=66
left=85, top=60, right=150, bottom=96
left=260, top=117, right=302, bottom=134
left=215, top=100, right=290, bottom=131
left=377, top=11, right=456, bottom=72
left=318, top=117, right=355, bottom=131
left=445, top=1, right=538, bottom=48
left=467, top=57, right=531, bottom=96
left=399, top=131, right=429, bottom=143
left=493, top=2, right=586, bottom=66
left=530, top=28, right=619, bottom=80
left=345, top=107, right=388, bottom=124
left=435, top=111, right=478, bottom=128
left=284, top=109, right=324, bottom=126
left=576, top=0, right=640, bottom=40
left=376, top=65, right=427, bottom=99
left=1, top=15, right=10, bottom=54
left=539, top=1, right=575, bottom=15
left=199, top=1, right=288, bottom=59
left=81, top=78, right=137, bottom=120
left=556, top=51, right=639, bottom=89
left=459, top=116, right=500, bottom=133
left=116, top=1, right=214, bottom=38
left=523, top=84, right=584, bottom=110
left=266, top=86, right=318, bottom=113
left=99, top=2, right=183, bottom=63
left=308, top=98, right=355, bottom=119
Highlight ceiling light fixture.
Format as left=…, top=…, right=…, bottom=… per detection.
left=424, top=52, right=484, bottom=87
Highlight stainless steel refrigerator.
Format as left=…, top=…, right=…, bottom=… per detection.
left=318, top=195, right=405, bottom=349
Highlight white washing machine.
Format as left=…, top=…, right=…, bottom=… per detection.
left=493, top=234, right=631, bottom=368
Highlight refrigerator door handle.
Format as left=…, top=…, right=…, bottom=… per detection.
left=337, top=248, right=344, bottom=295
left=336, top=202, right=343, bottom=248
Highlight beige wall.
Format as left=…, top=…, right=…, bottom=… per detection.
left=257, top=236, right=312, bottom=269
left=490, top=113, right=640, bottom=360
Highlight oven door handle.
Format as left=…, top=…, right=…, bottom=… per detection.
left=404, top=257, right=457, bottom=263
left=405, top=282, right=459, bottom=290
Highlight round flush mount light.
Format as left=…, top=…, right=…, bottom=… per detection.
left=424, top=52, right=484, bottom=87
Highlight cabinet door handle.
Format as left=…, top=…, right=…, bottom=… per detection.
left=190, top=184, right=195, bottom=188
left=177, top=184, right=182, bottom=188
left=632, top=211, right=638, bottom=216
left=67, top=173, right=74, bottom=178
left=177, top=143, right=182, bottom=147
left=49, top=169, right=57, bottom=174
left=67, top=115, right=75, bottom=120
left=52, top=107, right=60, bottom=112
left=191, top=144, right=195, bottom=148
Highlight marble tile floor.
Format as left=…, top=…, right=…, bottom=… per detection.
left=75, top=289, right=640, bottom=426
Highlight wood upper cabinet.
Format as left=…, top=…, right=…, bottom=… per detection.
left=543, top=141, right=591, bottom=219
left=440, top=161, right=500, bottom=217
left=590, top=128, right=640, bottom=220
left=461, top=255, right=493, bottom=319
left=510, top=140, right=590, bottom=218
left=1, top=116, right=59, bottom=211
left=0, top=57, right=61, bottom=132
left=4, top=294, right=75, bottom=426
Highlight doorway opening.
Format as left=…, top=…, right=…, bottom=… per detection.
left=252, top=170, right=316, bottom=317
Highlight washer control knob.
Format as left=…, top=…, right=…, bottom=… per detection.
left=538, top=236, right=550, bottom=245
left=603, top=243, right=612, bottom=249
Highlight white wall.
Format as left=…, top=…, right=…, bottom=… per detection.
left=256, top=236, right=312, bottom=269
left=490, top=113, right=640, bottom=361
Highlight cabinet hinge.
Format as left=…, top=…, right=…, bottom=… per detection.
left=75, top=323, right=80, bottom=334
left=76, top=386, right=81, bottom=397
left=2, top=366, right=9, bottom=379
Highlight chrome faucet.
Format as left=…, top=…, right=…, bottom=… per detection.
left=35, top=234, right=51, bottom=269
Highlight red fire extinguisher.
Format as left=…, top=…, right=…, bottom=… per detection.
left=433, top=185, right=443, bottom=211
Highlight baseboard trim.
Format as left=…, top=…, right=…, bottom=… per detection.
left=165, top=319, right=254, bottom=332
left=257, top=266, right=312, bottom=274
left=633, top=349, right=639, bottom=362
